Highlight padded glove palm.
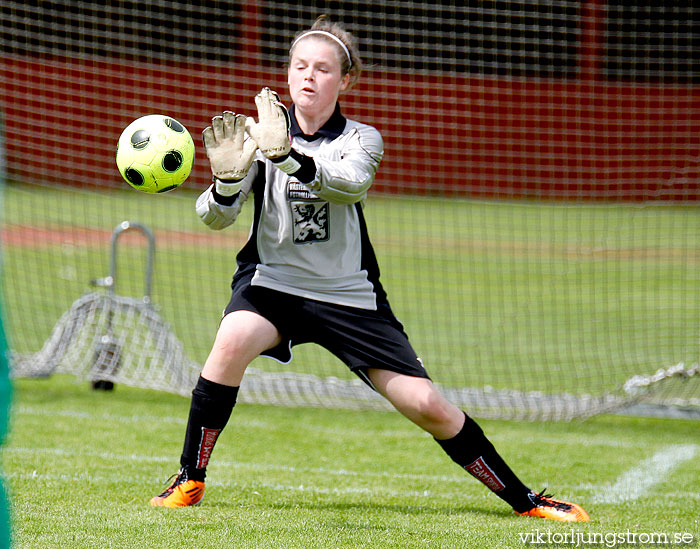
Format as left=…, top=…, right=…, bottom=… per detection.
left=245, top=87, right=292, bottom=160
left=202, top=112, right=257, bottom=194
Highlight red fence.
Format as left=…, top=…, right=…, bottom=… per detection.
left=1, top=54, right=699, bottom=200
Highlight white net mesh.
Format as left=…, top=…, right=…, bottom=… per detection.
left=11, top=292, right=201, bottom=396
left=2, top=1, right=699, bottom=419
left=12, top=286, right=698, bottom=419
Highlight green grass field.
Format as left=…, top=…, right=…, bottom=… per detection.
left=2, top=184, right=699, bottom=546
left=3, top=375, right=699, bottom=548
left=3, top=183, right=699, bottom=416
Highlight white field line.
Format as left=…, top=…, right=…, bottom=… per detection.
left=3, top=445, right=469, bottom=485
left=13, top=405, right=653, bottom=449
left=593, top=444, right=699, bottom=504
left=9, top=467, right=700, bottom=504
left=12, top=405, right=423, bottom=440
left=2, top=469, right=440, bottom=500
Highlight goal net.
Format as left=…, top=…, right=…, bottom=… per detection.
left=1, top=1, right=698, bottom=419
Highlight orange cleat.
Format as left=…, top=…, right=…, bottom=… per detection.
left=516, top=489, right=590, bottom=522
left=149, top=469, right=205, bottom=508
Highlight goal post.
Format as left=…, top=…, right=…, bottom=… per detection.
left=1, top=1, right=698, bottom=419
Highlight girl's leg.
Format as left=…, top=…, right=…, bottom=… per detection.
left=150, top=310, right=281, bottom=507
left=367, top=368, right=533, bottom=511
left=367, top=368, right=590, bottom=521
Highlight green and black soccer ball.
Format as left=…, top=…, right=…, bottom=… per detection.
left=116, top=114, right=195, bottom=193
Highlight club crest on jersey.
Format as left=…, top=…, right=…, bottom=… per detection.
left=287, top=181, right=329, bottom=243
left=291, top=201, right=329, bottom=243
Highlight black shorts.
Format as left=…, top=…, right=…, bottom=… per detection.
left=223, top=269, right=430, bottom=388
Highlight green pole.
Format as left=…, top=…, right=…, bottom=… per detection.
left=0, top=107, right=13, bottom=549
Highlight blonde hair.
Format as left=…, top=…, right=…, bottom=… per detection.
left=289, top=15, right=362, bottom=88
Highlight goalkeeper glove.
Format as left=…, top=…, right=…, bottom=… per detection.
left=246, top=87, right=316, bottom=183
left=202, top=111, right=257, bottom=196
left=245, top=87, right=291, bottom=159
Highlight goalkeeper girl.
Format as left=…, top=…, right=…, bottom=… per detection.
left=151, top=15, right=589, bottom=523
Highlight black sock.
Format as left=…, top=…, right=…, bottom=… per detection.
left=180, top=376, right=239, bottom=481
left=435, top=412, right=534, bottom=512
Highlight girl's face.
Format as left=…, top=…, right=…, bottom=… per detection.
left=288, top=37, right=351, bottom=120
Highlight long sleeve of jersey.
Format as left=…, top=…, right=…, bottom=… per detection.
left=304, top=124, right=384, bottom=205
left=195, top=160, right=260, bottom=230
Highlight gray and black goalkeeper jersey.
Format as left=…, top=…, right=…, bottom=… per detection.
left=196, top=104, right=387, bottom=311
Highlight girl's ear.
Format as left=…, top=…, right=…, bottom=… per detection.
left=339, top=72, right=351, bottom=92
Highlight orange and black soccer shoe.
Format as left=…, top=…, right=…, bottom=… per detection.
left=515, top=489, right=590, bottom=522
left=149, top=469, right=205, bottom=508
